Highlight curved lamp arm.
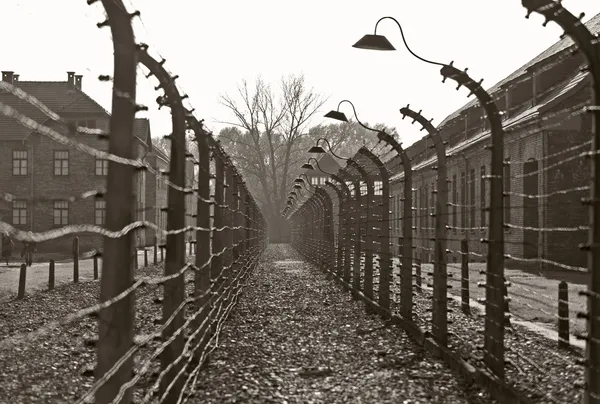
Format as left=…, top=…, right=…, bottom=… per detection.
left=307, top=157, right=336, bottom=175
left=359, top=16, right=444, bottom=67
left=337, top=99, right=380, bottom=133
left=298, top=174, right=318, bottom=190
left=314, top=137, right=349, bottom=161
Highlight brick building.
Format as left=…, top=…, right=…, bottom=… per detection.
left=386, top=13, right=600, bottom=271
left=0, top=71, right=166, bottom=255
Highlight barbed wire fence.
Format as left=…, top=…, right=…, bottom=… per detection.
left=0, top=1, right=267, bottom=404
left=285, top=2, right=600, bottom=403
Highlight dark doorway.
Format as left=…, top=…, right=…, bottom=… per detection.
left=523, top=159, right=539, bottom=259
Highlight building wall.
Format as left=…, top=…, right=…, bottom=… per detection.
left=0, top=117, right=151, bottom=255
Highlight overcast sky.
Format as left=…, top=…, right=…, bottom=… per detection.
left=3, top=0, right=600, bottom=147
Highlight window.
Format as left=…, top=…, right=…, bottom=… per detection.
left=53, top=201, right=69, bottom=226
left=12, top=201, right=27, bottom=225
left=319, top=177, right=326, bottom=185
left=95, top=199, right=106, bottom=226
left=461, top=172, right=466, bottom=229
left=12, top=150, right=28, bottom=175
left=452, top=174, right=457, bottom=233
left=54, top=151, right=69, bottom=176
left=374, top=181, right=383, bottom=196
left=504, top=158, right=511, bottom=224
left=430, top=182, right=435, bottom=229
left=480, top=166, right=487, bottom=227
left=95, top=158, right=108, bottom=176
left=424, top=184, right=429, bottom=229
left=469, top=169, right=476, bottom=228
left=360, top=181, right=367, bottom=196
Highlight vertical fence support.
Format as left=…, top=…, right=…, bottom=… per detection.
left=49, top=259, right=55, bottom=290
left=94, top=254, right=99, bottom=280
left=441, top=60, right=505, bottom=379
left=358, top=148, right=392, bottom=312
left=94, top=1, right=137, bottom=403
left=73, top=236, right=79, bottom=284
left=211, top=148, right=225, bottom=339
left=138, top=47, right=187, bottom=404
left=17, top=263, right=26, bottom=299
left=377, top=133, right=413, bottom=319
left=189, top=117, right=212, bottom=364
left=521, top=2, right=600, bottom=400
left=461, top=239, right=470, bottom=315
left=400, top=106, right=449, bottom=345
left=154, top=236, right=158, bottom=265
left=558, top=280, right=570, bottom=349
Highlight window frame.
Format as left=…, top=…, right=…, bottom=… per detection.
left=95, top=157, right=109, bottom=176
left=12, top=150, right=28, bottom=176
left=95, top=199, right=107, bottom=226
left=53, top=150, right=70, bottom=176
left=12, top=200, right=28, bottom=225
left=53, top=200, right=69, bottom=226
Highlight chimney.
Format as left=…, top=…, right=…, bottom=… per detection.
left=67, top=71, right=75, bottom=87
left=2, top=71, right=14, bottom=84
left=75, top=74, right=82, bottom=90
left=13, top=74, right=19, bottom=84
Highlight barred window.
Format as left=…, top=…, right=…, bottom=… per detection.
left=53, top=200, right=69, bottom=225
left=95, top=158, right=108, bottom=176
left=374, top=181, right=383, bottom=196
left=54, top=151, right=69, bottom=176
left=12, top=200, right=27, bottom=225
left=12, top=150, right=28, bottom=175
left=95, top=199, right=106, bottom=226
left=480, top=165, right=487, bottom=227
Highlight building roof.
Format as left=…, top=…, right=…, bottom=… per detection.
left=0, top=80, right=112, bottom=141
left=438, top=12, right=600, bottom=127
left=390, top=69, right=590, bottom=182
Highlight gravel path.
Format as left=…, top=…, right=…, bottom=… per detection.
left=188, top=244, right=494, bottom=404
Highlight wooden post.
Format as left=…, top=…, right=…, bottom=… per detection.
left=17, top=263, right=26, bottom=299
left=558, top=280, right=570, bottom=349
left=144, top=248, right=148, bottom=267
left=133, top=247, right=139, bottom=270
left=49, top=259, right=55, bottom=290
left=73, top=237, right=79, bottom=284
left=93, top=255, right=99, bottom=280
left=154, top=236, right=158, bottom=265
left=160, top=246, right=164, bottom=262
left=461, top=239, right=470, bottom=315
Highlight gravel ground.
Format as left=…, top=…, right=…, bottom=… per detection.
left=0, top=260, right=197, bottom=404
left=403, top=287, right=585, bottom=404
left=188, top=244, right=494, bottom=404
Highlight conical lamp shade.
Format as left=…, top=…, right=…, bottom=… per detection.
left=324, top=110, right=349, bottom=122
left=301, top=163, right=315, bottom=170
left=352, top=34, right=396, bottom=51
left=308, top=146, right=326, bottom=153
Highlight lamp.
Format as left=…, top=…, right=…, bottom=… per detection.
left=308, top=138, right=348, bottom=161
left=302, top=163, right=315, bottom=170
left=353, top=16, right=444, bottom=67
left=308, top=145, right=326, bottom=153
left=352, top=34, right=395, bottom=51
left=323, top=110, right=349, bottom=122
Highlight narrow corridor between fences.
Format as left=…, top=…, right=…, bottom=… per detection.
left=187, top=244, right=490, bottom=404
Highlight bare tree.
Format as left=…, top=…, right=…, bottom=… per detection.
left=218, top=74, right=326, bottom=241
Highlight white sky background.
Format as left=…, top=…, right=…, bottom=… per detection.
left=3, top=0, right=600, bottom=147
